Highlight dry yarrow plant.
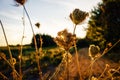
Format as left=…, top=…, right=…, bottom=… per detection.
left=53, top=29, right=76, bottom=80
left=35, top=22, right=40, bottom=28
left=69, top=8, right=89, bottom=25
left=14, top=0, right=27, bottom=6
left=54, top=29, right=76, bottom=51
left=89, top=44, right=101, bottom=60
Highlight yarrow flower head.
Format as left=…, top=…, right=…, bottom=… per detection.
left=35, top=22, right=40, bottom=28
left=14, top=0, right=27, bottom=6
left=70, top=8, right=89, bottom=25
left=89, top=44, right=100, bottom=60
left=54, top=29, right=76, bottom=51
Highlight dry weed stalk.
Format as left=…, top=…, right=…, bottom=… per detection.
left=105, top=67, right=120, bottom=80
left=18, top=9, right=26, bottom=80
left=88, top=44, right=101, bottom=79
left=14, top=0, right=43, bottom=79
left=88, top=39, right=120, bottom=80
left=70, top=8, right=89, bottom=80
left=0, top=72, right=9, bottom=80
left=23, top=5, right=43, bottom=80
left=54, top=29, right=75, bottom=80
left=54, top=29, right=76, bottom=51
left=69, top=8, right=89, bottom=34
left=0, top=20, right=20, bottom=80
left=98, top=64, right=110, bottom=79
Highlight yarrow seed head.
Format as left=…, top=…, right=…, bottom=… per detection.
left=54, top=29, right=76, bottom=51
left=35, top=22, right=40, bottom=28
left=70, top=8, right=89, bottom=25
left=89, top=44, right=100, bottom=60
left=14, top=0, right=27, bottom=5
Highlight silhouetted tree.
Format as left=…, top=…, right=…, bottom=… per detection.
left=76, top=38, right=89, bottom=48
left=31, top=34, right=56, bottom=48
left=31, top=34, right=41, bottom=48
left=41, top=34, right=56, bottom=47
left=86, top=0, right=120, bottom=50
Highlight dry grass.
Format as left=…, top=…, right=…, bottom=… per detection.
left=50, top=48, right=120, bottom=80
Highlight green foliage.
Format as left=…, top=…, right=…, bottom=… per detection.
left=40, top=50, right=63, bottom=67
left=86, top=0, right=120, bottom=50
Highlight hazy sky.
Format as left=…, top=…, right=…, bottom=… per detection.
left=0, top=0, right=101, bottom=46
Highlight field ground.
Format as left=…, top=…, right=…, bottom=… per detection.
left=0, top=46, right=120, bottom=80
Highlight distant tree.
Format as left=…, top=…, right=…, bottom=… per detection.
left=31, top=34, right=41, bottom=48
left=31, top=34, right=56, bottom=48
left=76, top=38, right=89, bottom=48
left=41, top=34, right=56, bottom=47
left=86, top=0, right=120, bottom=50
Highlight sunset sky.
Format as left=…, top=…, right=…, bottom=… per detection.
left=0, top=0, right=101, bottom=46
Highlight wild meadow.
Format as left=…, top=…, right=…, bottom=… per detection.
left=0, top=0, right=120, bottom=80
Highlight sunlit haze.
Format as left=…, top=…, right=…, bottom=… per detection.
left=0, top=0, right=101, bottom=46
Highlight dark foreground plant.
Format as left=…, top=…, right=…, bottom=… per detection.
left=14, top=0, right=43, bottom=79
left=70, top=8, right=89, bottom=80
left=53, top=29, right=76, bottom=80
left=88, top=39, right=120, bottom=80
left=0, top=20, right=20, bottom=80
left=18, top=10, right=26, bottom=80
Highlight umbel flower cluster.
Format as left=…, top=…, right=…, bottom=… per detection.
left=70, top=8, right=89, bottom=25
left=54, top=29, right=76, bottom=51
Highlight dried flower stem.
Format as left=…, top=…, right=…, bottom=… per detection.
left=88, top=59, right=94, bottom=79
left=0, top=20, right=19, bottom=79
left=87, top=40, right=120, bottom=79
left=98, top=64, right=109, bottom=79
left=102, top=39, right=120, bottom=56
left=19, top=10, right=25, bottom=80
left=74, top=42, right=82, bottom=80
left=105, top=67, right=120, bottom=80
left=1, top=55, right=20, bottom=78
left=0, top=72, right=8, bottom=80
left=23, top=5, right=43, bottom=80
left=73, top=24, right=82, bottom=80
left=73, top=24, right=77, bottom=34
left=93, top=39, right=120, bottom=63
left=66, top=50, right=69, bottom=80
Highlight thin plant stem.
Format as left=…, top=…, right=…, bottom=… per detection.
left=102, top=39, right=120, bottom=56
left=1, top=55, right=20, bottom=78
left=0, top=20, right=19, bottom=79
left=86, top=39, right=120, bottom=79
left=23, top=5, right=43, bottom=80
left=98, top=64, right=108, bottom=79
left=93, top=39, right=120, bottom=63
left=19, top=9, right=25, bottom=80
left=66, top=50, right=69, bottom=80
left=88, top=59, right=95, bottom=80
left=74, top=42, right=82, bottom=80
left=73, top=24, right=82, bottom=80
left=39, top=36, right=43, bottom=58
left=0, top=72, right=9, bottom=80
left=73, top=24, right=77, bottom=34
left=104, top=67, right=120, bottom=80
